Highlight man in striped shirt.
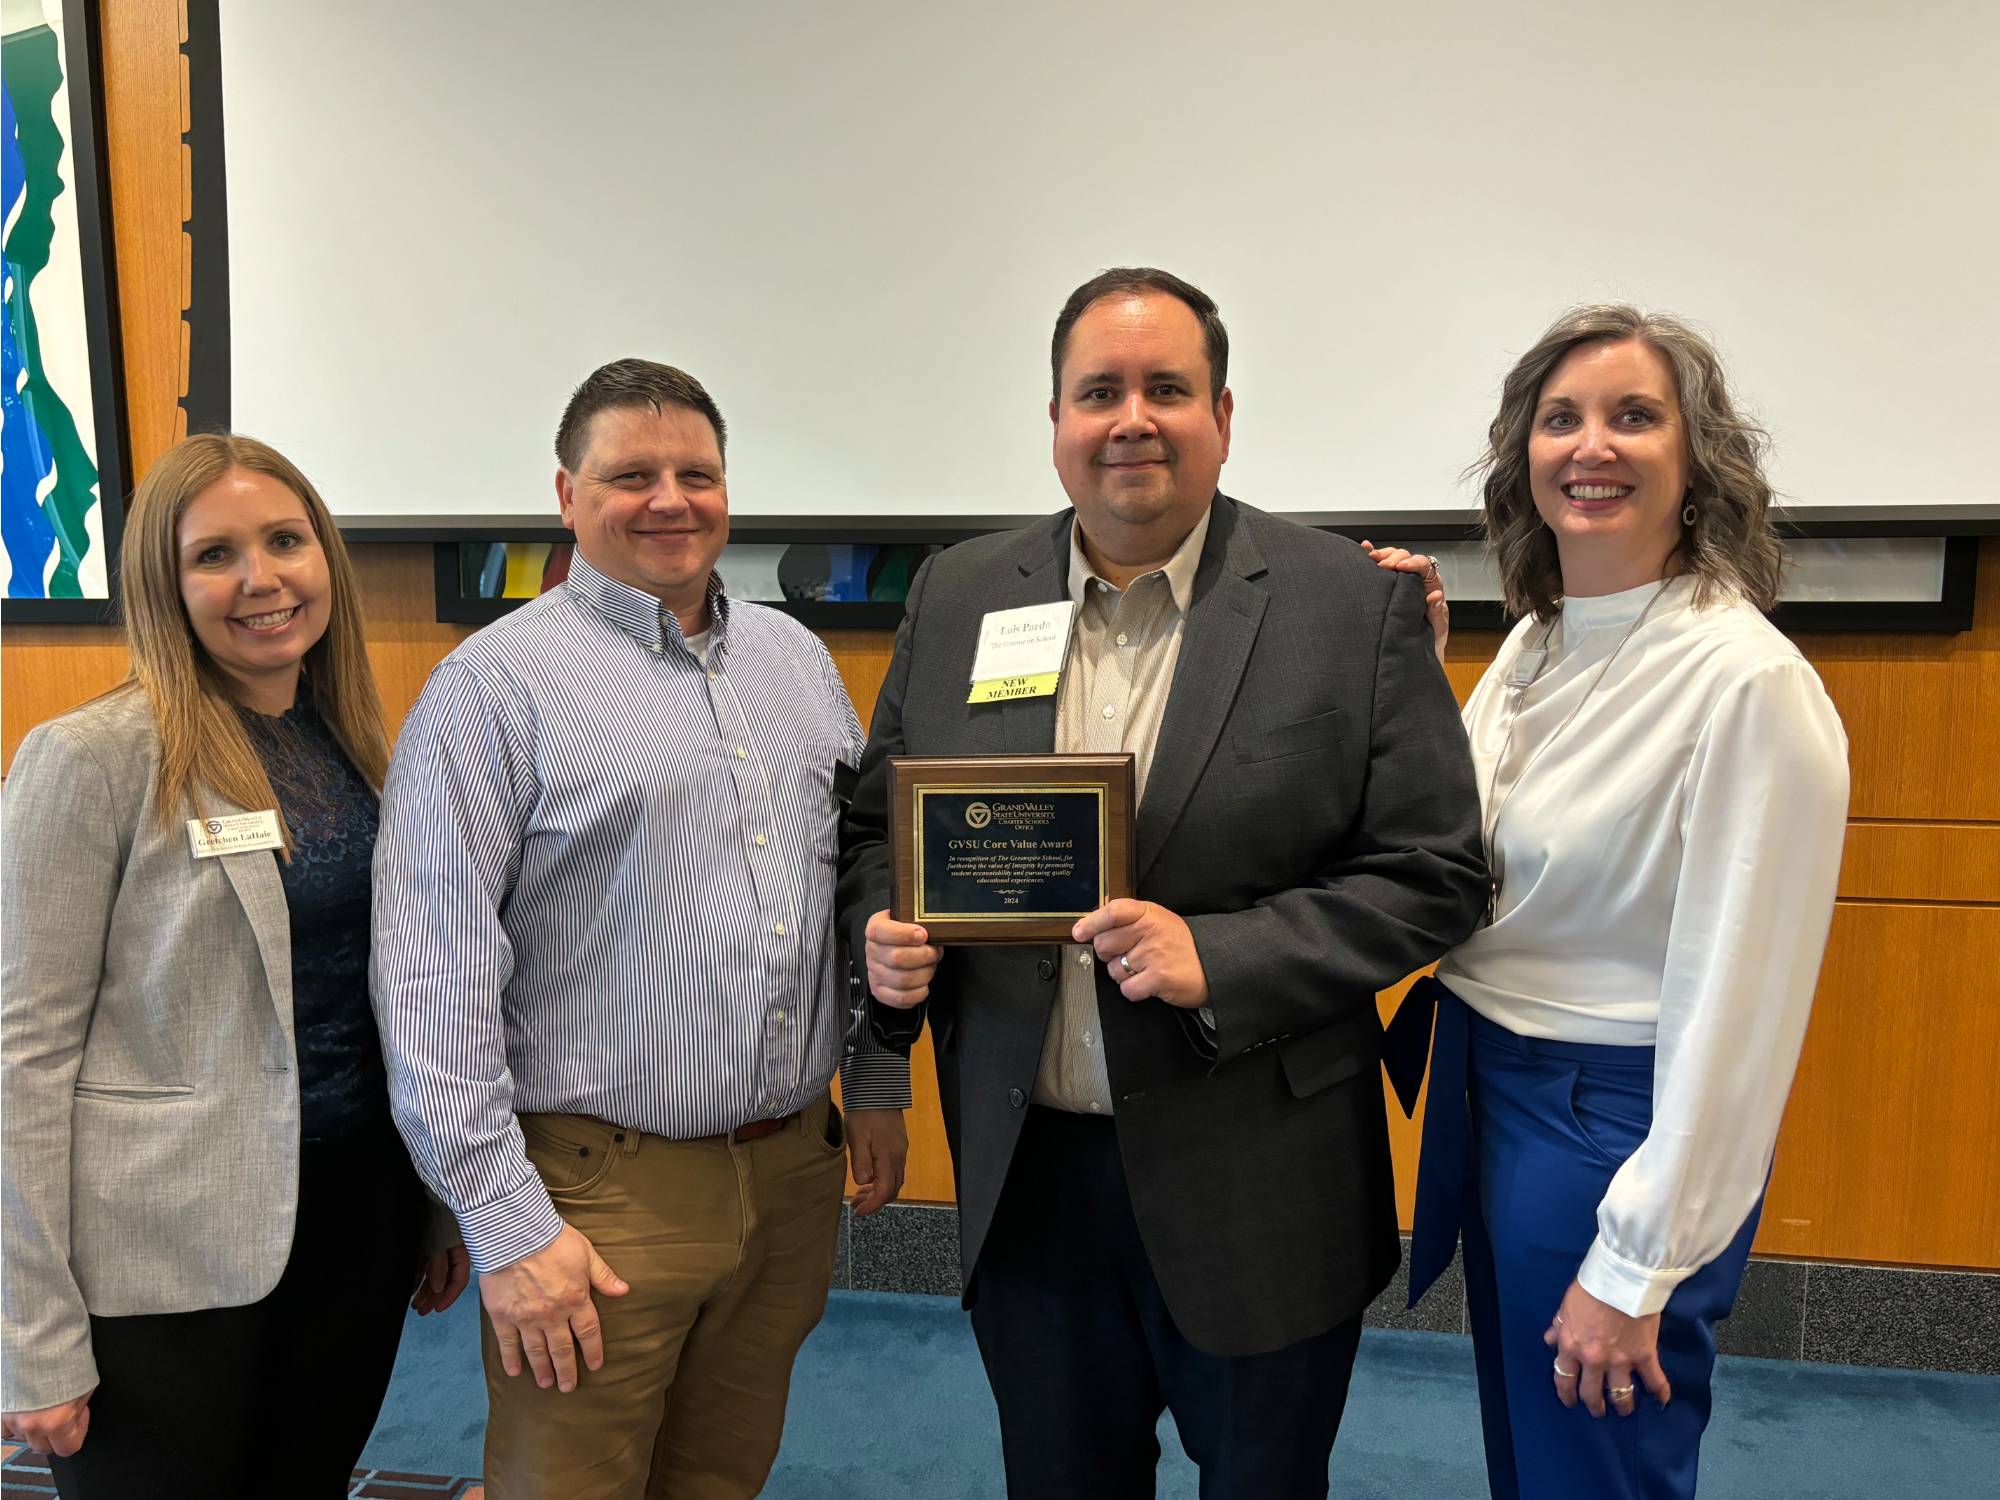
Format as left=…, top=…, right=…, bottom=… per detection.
left=371, top=360, right=910, bottom=1500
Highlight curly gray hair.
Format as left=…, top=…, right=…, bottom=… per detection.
left=1472, top=304, right=1783, bottom=621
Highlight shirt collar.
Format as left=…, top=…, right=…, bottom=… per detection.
left=1559, top=573, right=1692, bottom=635
left=563, top=550, right=731, bottom=653
left=1067, top=504, right=1211, bottom=616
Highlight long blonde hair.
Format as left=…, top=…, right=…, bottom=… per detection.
left=116, top=433, right=388, bottom=851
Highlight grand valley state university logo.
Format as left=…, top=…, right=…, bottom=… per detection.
left=962, top=798, right=1061, bottom=834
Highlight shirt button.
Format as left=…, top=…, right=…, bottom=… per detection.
left=1088, top=1101, right=1102, bottom=1112
left=774, top=923, right=787, bottom=936
left=651, top=643, right=663, bottom=654
left=707, top=670, right=718, bottom=680
left=1076, top=950, right=1092, bottom=966
left=736, top=747, right=747, bottom=759
left=754, top=833, right=768, bottom=847
left=1095, top=579, right=1111, bottom=592
left=1007, top=1087, right=1026, bottom=1108
left=1083, top=1031, right=1094, bottom=1047
left=1116, top=632, right=1129, bottom=646
left=1101, top=704, right=1116, bottom=719
left=775, top=1010, right=787, bottom=1022
left=1037, top=957, right=1056, bottom=980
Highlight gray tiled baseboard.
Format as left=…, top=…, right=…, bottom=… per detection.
left=848, top=1201, right=965, bottom=1296
left=831, top=1204, right=1998, bottom=1375
left=1800, top=1263, right=2000, bottom=1375
left=1714, top=1256, right=1809, bottom=1360
left=1363, top=1240, right=1467, bottom=1334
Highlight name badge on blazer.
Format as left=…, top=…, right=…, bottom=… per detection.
left=186, top=810, right=284, bottom=858
left=968, top=601, right=1075, bottom=703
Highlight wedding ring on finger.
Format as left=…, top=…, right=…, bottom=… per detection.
left=1552, top=1360, right=1578, bottom=1378
left=1117, top=954, right=1136, bottom=975
left=1608, top=1384, right=1636, bottom=1401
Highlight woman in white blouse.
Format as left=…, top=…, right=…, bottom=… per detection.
left=1368, top=304, right=1849, bottom=1499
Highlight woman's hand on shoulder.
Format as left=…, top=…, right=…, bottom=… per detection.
left=2, top=1391, right=93, bottom=1457
left=1359, top=540, right=1448, bottom=663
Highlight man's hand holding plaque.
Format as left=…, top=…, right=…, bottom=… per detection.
left=1072, top=899, right=1211, bottom=1009
left=864, top=896, right=1210, bottom=1012
left=863, top=910, right=940, bottom=1011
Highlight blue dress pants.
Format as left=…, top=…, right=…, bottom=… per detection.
left=1407, top=983, right=1760, bottom=1500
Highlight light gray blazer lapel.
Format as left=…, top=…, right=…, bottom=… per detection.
left=210, top=797, right=297, bottom=1063
left=1137, top=499, right=1269, bottom=881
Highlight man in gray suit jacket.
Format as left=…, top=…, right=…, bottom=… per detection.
left=838, top=268, right=1487, bottom=1497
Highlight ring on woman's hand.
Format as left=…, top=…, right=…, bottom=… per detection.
left=1608, top=1384, right=1636, bottom=1399
left=1552, top=1360, right=1578, bottom=1378
left=1117, top=954, right=1136, bottom=975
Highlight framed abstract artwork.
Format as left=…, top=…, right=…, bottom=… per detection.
left=2, top=0, right=128, bottom=622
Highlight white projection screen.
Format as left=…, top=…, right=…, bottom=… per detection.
left=218, top=0, right=2000, bottom=522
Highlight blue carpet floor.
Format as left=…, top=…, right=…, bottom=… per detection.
left=364, top=1290, right=2000, bottom=1497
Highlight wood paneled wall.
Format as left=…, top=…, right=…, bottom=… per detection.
left=2, top=0, right=1992, bottom=1270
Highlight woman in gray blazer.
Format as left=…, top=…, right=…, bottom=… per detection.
left=2, top=434, right=469, bottom=1498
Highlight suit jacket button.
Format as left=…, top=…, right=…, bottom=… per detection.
left=1036, top=957, right=1056, bottom=980
left=1007, top=1087, right=1026, bottom=1108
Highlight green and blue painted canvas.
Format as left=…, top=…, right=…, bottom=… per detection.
left=3, top=0, right=109, bottom=602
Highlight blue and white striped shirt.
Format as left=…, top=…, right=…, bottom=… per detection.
left=371, top=553, right=908, bottom=1272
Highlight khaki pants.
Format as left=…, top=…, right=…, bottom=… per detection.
left=482, top=1094, right=848, bottom=1500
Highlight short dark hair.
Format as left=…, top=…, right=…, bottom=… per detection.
left=1050, top=268, right=1230, bottom=403
left=555, top=359, right=727, bottom=472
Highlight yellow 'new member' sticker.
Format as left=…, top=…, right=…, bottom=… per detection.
left=967, top=671, right=1062, bottom=704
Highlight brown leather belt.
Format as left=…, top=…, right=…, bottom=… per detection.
left=729, top=1110, right=802, bottom=1144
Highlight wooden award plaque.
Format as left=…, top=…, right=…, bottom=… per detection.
left=887, top=753, right=1136, bottom=943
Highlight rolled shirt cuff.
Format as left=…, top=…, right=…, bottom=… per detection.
left=1577, top=1235, right=1697, bottom=1318
left=840, top=1049, right=913, bottom=1111
left=455, top=1177, right=567, bottom=1276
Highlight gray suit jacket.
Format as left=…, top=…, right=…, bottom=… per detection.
left=838, top=497, right=1487, bottom=1356
left=5, top=690, right=306, bottom=1408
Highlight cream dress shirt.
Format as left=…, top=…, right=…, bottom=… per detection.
left=1033, top=510, right=1211, bottom=1114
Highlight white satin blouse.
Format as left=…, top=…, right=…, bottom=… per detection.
left=1437, top=575, right=1850, bottom=1315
